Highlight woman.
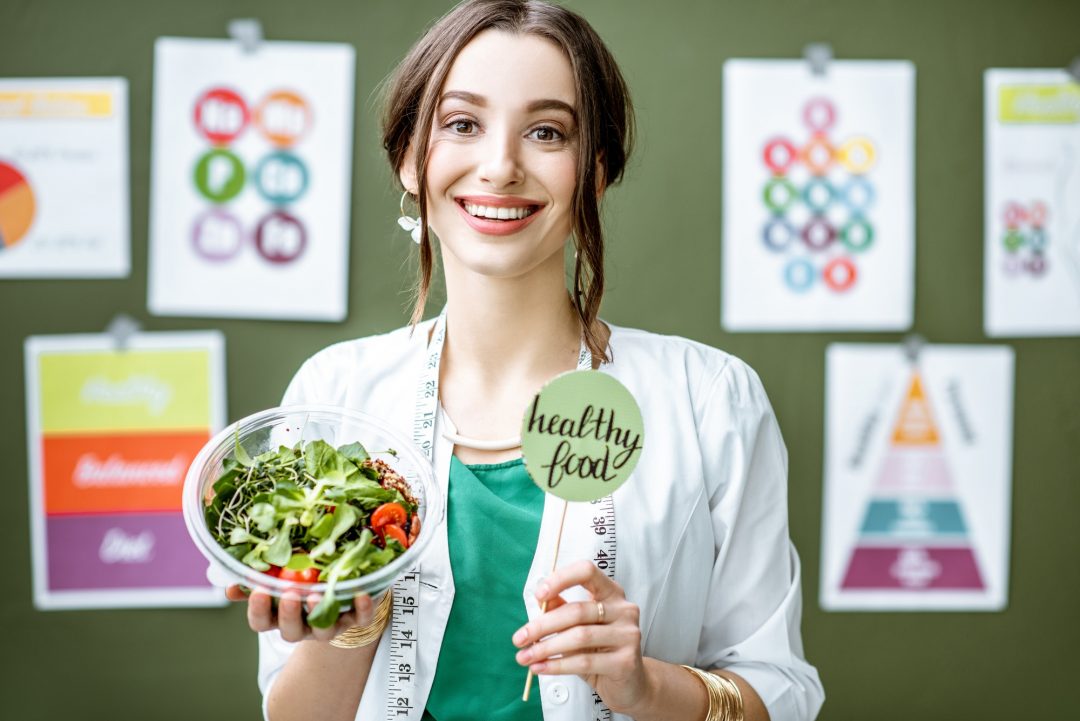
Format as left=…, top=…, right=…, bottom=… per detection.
left=229, top=2, right=824, bottom=720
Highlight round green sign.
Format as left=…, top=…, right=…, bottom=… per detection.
left=520, top=370, right=644, bottom=502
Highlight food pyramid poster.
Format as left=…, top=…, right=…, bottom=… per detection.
left=821, top=344, right=1014, bottom=611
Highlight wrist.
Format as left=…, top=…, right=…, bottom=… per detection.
left=612, top=656, right=666, bottom=718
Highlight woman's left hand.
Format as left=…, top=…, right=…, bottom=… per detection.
left=513, top=559, right=649, bottom=714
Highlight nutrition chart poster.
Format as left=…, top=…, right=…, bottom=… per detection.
left=820, top=344, right=1014, bottom=611
left=0, top=78, right=129, bottom=278
left=984, top=69, right=1080, bottom=337
left=722, top=60, right=914, bottom=331
left=148, top=38, right=355, bottom=321
left=25, top=331, right=226, bottom=609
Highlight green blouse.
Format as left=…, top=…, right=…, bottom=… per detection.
left=422, top=456, right=545, bottom=721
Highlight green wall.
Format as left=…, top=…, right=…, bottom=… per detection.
left=2, top=0, right=1078, bottom=718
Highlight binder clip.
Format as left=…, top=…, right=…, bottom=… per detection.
left=228, top=18, right=264, bottom=54
left=804, top=43, right=833, bottom=77
left=106, top=313, right=141, bottom=352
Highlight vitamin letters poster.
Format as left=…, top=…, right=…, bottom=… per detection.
left=0, top=78, right=129, bottom=278
left=984, top=69, right=1080, bottom=337
left=723, top=60, right=914, bottom=331
left=25, top=331, right=226, bottom=609
left=148, top=38, right=355, bottom=320
left=820, top=344, right=1014, bottom=611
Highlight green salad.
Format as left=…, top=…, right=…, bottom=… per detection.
left=205, top=436, right=420, bottom=628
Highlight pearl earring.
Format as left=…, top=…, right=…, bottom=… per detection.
left=398, top=190, right=422, bottom=244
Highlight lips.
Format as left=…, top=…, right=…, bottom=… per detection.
left=454, top=195, right=545, bottom=236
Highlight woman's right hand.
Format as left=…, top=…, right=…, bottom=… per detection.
left=225, top=585, right=382, bottom=643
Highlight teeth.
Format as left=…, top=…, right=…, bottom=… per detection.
left=463, top=202, right=535, bottom=220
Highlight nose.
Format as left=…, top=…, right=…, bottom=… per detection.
left=477, top=127, right=524, bottom=188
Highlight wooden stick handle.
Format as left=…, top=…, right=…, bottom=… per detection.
left=522, top=500, right=570, bottom=702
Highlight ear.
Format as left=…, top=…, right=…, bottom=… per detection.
left=398, top=142, right=418, bottom=195
left=594, top=155, right=606, bottom=201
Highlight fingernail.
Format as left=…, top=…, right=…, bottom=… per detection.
left=513, top=628, right=527, bottom=645
left=536, top=583, right=549, bottom=599
left=530, top=662, right=546, bottom=673
left=516, top=649, right=532, bottom=664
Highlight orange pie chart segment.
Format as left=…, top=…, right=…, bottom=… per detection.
left=0, top=161, right=36, bottom=249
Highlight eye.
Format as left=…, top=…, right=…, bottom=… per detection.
left=446, top=118, right=478, bottom=135
left=529, top=125, right=564, bottom=143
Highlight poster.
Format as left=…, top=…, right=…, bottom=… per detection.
left=984, top=69, right=1080, bottom=337
left=148, top=38, right=355, bottom=321
left=0, top=78, right=129, bottom=278
left=722, top=60, right=915, bottom=331
left=820, top=343, right=1014, bottom=611
left=25, top=331, right=226, bottom=609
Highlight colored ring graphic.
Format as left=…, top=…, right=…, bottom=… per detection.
left=194, top=149, right=246, bottom=203
left=822, top=257, right=858, bottom=292
left=255, top=90, right=313, bottom=148
left=254, top=151, right=309, bottom=205
left=837, top=136, right=877, bottom=174
left=193, top=87, right=250, bottom=145
left=763, top=217, right=797, bottom=252
left=191, top=209, right=244, bottom=261
left=1027, top=227, right=1047, bottom=251
left=783, top=258, right=816, bottom=292
left=802, top=177, right=835, bottom=214
left=841, top=176, right=875, bottom=213
left=800, top=135, right=835, bottom=175
left=801, top=216, right=837, bottom=251
left=763, top=177, right=798, bottom=213
left=1027, top=252, right=1047, bottom=276
left=1029, top=201, right=1048, bottom=227
left=254, top=210, right=307, bottom=264
left=1003, top=202, right=1026, bottom=229
left=763, top=137, right=798, bottom=174
left=803, top=98, right=836, bottom=133
left=0, top=160, right=36, bottom=249
left=840, top=218, right=875, bottom=252
left=1002, top=229, right=1025, bottom=252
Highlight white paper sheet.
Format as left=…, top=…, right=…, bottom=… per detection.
left=820, top=344, right=1014, bottom=611
left=722, top=60, right=914, bottom=331
left=0, top=78, right=129, bottom=278
left=984, top=69, right=1080, bottom=337
left=148, top=38, right=355, bottom=321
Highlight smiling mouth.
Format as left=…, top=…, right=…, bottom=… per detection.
left=459, top=200, right=541, bottom=221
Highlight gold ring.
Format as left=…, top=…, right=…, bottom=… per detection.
left=596, top=600, right=605, bottom=624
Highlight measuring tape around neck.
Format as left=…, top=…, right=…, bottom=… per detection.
left=387, top=310, right=616, bottom=721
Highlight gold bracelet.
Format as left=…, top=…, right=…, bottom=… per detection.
left=328, top=590, right=394, bottom=649
left=680, top=665, right=745, bottom=721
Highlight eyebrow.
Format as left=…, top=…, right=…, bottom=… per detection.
left=439, top=90, right=576, bottom=119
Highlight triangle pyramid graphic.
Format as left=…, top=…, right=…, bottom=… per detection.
left=841, top=370, right=985, bottom=590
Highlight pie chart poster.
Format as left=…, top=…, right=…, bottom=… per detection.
left=0, top=77, right=129, bottom=278
left=722, top=60, right=914, bottom=331
left=148, top=38, right=355, bottom=321
left=820, top=344, right=1014, bottom=611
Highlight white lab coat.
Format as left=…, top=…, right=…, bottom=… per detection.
left=258, top=320, right=824, bottom=721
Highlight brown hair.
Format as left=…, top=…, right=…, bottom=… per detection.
left=381, top=0, right=634, bottom=363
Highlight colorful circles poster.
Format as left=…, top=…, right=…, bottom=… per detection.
left=722, top=60, right=914, bottom=331
left=0, top=78, right=129, bottom=278
left=984, top=69, right=1080, bottom=337
left=148, top=38, right=355, bottom=321
left=820, top=344, right=1014, bottom=611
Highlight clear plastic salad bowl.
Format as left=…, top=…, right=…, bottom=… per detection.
left=183, top=404, right=442, bottom=606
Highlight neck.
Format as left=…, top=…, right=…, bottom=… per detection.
left=440, top=252, right=581, bottom=386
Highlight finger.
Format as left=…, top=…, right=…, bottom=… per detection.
left=516, top=623, right=633, bottom=667
left=248, top=590, right=275, bottom=632
left=536, top=560, right=622, bottom=606
left=515, top=599, right=608, bottom=647
left=304, top=594, right=337, bottom=642
left=542, top=594, right=567, bottom=613
left=529, top=648, right=628, bottom=677
left=335, top=593, right=374, bottom=633
left=225, top=585, right=248, bottom=602
left=277, top=591, right=307, bottom=642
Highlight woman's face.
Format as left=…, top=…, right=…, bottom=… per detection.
left=406, top=29, right=579, bottom=280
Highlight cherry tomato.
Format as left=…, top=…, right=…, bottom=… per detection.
left=279, top=566, right=320, bottom=583
left=264, top=565, right=283, bottom=578
left=371, top=502, right=407, bottom=530
left=383, top=523, right=408, bottom=549
left=408, top=514, right=421, bottom=545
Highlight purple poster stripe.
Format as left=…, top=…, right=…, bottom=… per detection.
left=841, top=546, right=985, bottom=590
left=46, top=513, right=210, bottom=591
